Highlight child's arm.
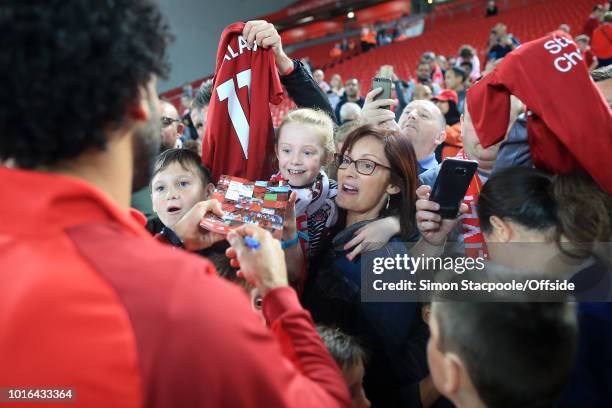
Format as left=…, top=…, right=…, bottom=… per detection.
left=343, top=216, right=400, bottom=261
left=171, top=200, right=226, bottom=251
left=282, top=192, right=304, bottom=284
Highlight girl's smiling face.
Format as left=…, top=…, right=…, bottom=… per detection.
left=276, top=122, right=327, bottom=187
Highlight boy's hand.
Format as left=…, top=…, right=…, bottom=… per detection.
left=173, top=199, right=225, bottom=251
left=243, top=20, right=293, bottom=75
left=225, top=225, right=288, bottom=296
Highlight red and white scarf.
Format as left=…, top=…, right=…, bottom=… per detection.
left=456, top=150, right=489, bottom=259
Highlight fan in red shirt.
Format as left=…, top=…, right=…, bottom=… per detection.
left=591, top=12, right=612, bottom=66
left=203, top=22, right=284, bottom=182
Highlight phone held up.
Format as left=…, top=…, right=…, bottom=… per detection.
left=372, top=77, right=392, bottom=109
left=429, top=158, right=478, bottom=219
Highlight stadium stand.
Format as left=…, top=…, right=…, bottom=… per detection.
left=158, top=0, right=600, bottom=126
left=269, top=0, right=599, bottom=125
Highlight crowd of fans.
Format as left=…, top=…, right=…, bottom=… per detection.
left=1, top=1, right=611, bottom=407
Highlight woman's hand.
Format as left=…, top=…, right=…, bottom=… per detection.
left=172, top=199, right=225, bottom=251
left=343, top=216, right=400, bottom=261
left=225, top=225, right=288, bottom=296
left=415, top=185, right=467, bottom=246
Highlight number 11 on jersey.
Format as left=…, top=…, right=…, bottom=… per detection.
left=216, top=69, right=252, bottom=159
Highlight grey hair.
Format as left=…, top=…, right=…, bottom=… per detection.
left=192, top=79, right=213, bottom=111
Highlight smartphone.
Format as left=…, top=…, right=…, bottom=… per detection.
left=372, top=77, right=392, bottom=102
left=378, top=65, right=394, bottom=79
left=429, top=158, right=478, bottom=219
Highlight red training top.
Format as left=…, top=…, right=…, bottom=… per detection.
left=203, top=22, right=284, bottom=182
left=581, top=47, right=596, bottom=68
left=0, top=167, right=351, bottom=408
left=467, top=33, right=612, bottom=194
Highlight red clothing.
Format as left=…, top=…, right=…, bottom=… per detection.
left=583, top=15, right=600, bottom=38
left=203, top=22, right=284, bottom=182
left=432, top=64, right=445, bottom=88
left=581, top=47, right=596, bottom=68
left=441, top=122, right=463, bottom=160
left=0, top=167, right=351, bottom=408
left=591, top=22, right=612, bottom=59
left=467, top=33, right=612, bottom=194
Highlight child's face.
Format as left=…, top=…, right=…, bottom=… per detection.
left=277, top=122, right=326, bottom=187
left=343, top=359, right=371, bottom=408
left=151, top=162, right=208, bottom=228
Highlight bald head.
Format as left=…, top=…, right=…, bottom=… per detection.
left=159, top=100, right=183, bottom=151
left=398, top=100, right=446, bottom=161
left=160, top=100, right=179, bottom=120
left=339, top=102, right=361, bottom=124
left=403, top=100, right=445, bottom=132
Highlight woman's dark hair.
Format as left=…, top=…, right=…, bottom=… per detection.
left=340, top=124, right=419, bottom=240
left=478, top=167, right=611, bottom=258
left=444, top=100, right=461, bottom=126
left=0, top=0, right=172, bottom=168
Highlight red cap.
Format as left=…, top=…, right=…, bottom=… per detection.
left=432, top=89, right=459, bottom=105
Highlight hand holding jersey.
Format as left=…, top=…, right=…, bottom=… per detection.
left=243, top=20, right=294, bottom=75
left=203, top=22, right=284, bottom=182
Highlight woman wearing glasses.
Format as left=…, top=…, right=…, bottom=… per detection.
left=303, top=124, right=433, bottom=408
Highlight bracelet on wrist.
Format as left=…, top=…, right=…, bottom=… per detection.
left=281, top=233, right=299, bottom=249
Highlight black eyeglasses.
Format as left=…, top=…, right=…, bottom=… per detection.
left=161, top=117, right=179, bottom=127
left=334, top=154, right=392, bottom=176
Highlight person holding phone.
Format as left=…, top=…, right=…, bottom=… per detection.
left=414, top=97, right=511, bottom=258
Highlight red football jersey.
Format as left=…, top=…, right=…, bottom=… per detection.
left=467, top=33, right=612, bottom=194
left=203, top=22, right=284, bottom=182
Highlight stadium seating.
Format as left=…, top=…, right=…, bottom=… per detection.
left=270, top=0, right=599, bottom=126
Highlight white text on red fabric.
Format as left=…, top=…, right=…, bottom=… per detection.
left=543, top=37, right=583, bottom=73
left=224, top=36, right=258, bottom=62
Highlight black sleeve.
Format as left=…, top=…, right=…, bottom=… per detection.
left=281, top=60, right=337, bottom=124
left=394, top=80, right=408, bottom=122
left=334, top=101, right=343, bottom=124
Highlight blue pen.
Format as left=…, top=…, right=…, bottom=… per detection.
left=244, top=236, right=260, bottom=250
